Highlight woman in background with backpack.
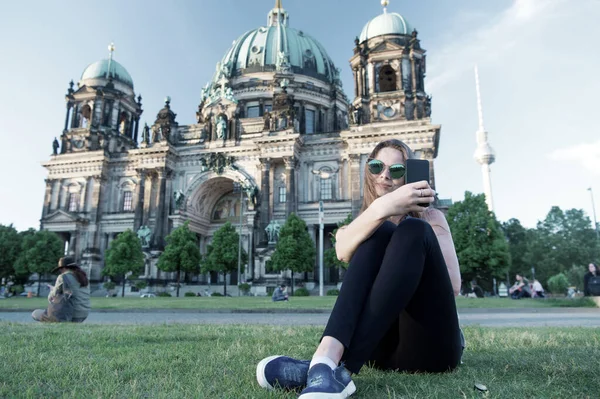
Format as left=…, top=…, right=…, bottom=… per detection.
left=31, top=256, right=91, bottom=322
left=584, top=263, right=600, bottom=297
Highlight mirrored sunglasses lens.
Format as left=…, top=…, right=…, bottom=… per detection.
left=390, top=165, right=406, bottom=179
left=368, top=160, right=384, bottom=174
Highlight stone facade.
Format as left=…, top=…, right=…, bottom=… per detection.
left=40, top=4, right=441, bottom=286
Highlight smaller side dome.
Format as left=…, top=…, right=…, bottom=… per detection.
left=81, top=59, right=134, bottom=88
left=359, top=12, right=412, bottom=43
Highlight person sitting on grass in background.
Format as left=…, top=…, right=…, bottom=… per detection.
left=256, top=139, right=463, bottom=399
left=32, top=256, right=91, bottom=323
left=271, top=284, right=289, bottom=302
left=531, top=279, right=545, bottom=298
left=509, top=274, right=531, bottom=299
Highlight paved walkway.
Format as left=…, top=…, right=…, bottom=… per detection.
left=1, top=309, right=599, bottom=327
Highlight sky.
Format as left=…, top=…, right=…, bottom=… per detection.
left=0, top=0, right=598, bottom=231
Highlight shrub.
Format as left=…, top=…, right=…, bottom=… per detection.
left=211, top=292, right=223, bottom=297
left=327, top=289, right=339, bottom=296
left=157, top=292, right=172, bottom=297
left=9, top=285, right=24, bottom=296
left=267, top=287, right=275, bottom=296
left=547, top=273, right=569, bottom=295
left=238, top=283, right=251, bottom=295
left=134, top=280, right=148, bottom=290
left=103, top=281, right=116, bottom=291
left=184, top=292, right=196, bottom=297
left=566, top=266, right=586, bottom=291
left=294, top=287, right=309, bottom=296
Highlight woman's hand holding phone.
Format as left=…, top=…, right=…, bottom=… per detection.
left=374, top=181, right=435, bottom=219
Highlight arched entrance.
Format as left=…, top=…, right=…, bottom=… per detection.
left=172, top=169, right=258, bottom=285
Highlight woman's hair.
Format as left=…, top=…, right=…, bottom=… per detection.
left=591, top=263, right=599, bottom=272
left=359, top=139, right=417, bottom=215
left=59, top=257, right=89, bottom=288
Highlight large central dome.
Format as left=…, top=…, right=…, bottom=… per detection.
left=217, top=2, right=340, bottom=85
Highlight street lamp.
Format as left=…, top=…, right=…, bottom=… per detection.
left=312, top=169, right=335, bottom=297
left=233, top=182, right=250, bottom=295
left=588, top=187, right=600, bottom=241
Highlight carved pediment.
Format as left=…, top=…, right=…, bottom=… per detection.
left=370, top=40, right=404, bottom=54
left=43, top=210, right=81, bottom=223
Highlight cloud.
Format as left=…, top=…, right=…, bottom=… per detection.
left=426, top=0, right=568, bottom=92
left=547, top=140, right=600, bottom=175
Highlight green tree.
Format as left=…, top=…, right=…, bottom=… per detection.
left=0, top=224, right=24, bottom=283
left=14, top=230, right=64, bottom=297
left=502, top=218, right=531, bottom=281
left=324, top=213, right=354, bottom=271
left=526, top=207, right=599, bottom=286
left=446, top=191, right=510, bottom=292
left=103, top=229, right=145, bottom=297
left=270, top=213, right=316, bottom=294
left=158, top=222, right=202, bottom=297
left=200, top=222, right=246, bottom=296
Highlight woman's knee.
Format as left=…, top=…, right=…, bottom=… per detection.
left=391, top=217, right=433, bottom=243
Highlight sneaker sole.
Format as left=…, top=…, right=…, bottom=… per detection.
left=256, top=355, right=282, bottom=390
left=298, top=381, right=357, bottom=399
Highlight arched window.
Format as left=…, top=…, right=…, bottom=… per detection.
left=122, top=191, right=133, bottom=211
left=118, top=112, right=128, bottom=135
left=319, top=167, right=333, bottom=201
left=378, top=65, right=397, bottom=92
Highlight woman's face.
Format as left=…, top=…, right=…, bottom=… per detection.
left=372, top=147, right=406, bottom=198
left=589, top=263, right=597, bottom=273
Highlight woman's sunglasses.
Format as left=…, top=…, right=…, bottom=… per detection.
left=367, top=159, right=406, bottom=179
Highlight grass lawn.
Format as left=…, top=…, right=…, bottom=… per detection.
left=0, top=323, right=598, bottom=398
left=0, top=296, right=596, bottom=311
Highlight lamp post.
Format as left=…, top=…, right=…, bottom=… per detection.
left=319, top=200, right=324, bottom=297
left=588, top=187, right=600, bottom=241
left=233, top=182, right=248, bottom=295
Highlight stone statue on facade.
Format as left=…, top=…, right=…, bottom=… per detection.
left=265, top=220, right=281, bottom=243
left=152, top=124, right=162, bottom=142
left=174, top=190, right=185, bottom=209
left=263, top=111, right=272, bottom=131
left=216, top=115, right=227, bottom=139
left=137, top=225, right=153, bottom=249
left=351, top=105, right=363, bottom=125
left=52, top=137, right=59, bottom=155
left=141, top=123, right=150, bottom=144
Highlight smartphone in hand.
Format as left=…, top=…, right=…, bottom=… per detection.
left=405, top=159, right=431, bottom=207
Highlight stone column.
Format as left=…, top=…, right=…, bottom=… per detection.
left=42, top=179, right=54, bottom=218
left=283, top=157, right=296, bottom=216
left=142, top=171, right=153, bottom=226
left=153, top=169, right=168, bottom=249
left=68, top=232, right=77, bottom=257
left=58, top=180, right=67, bottom=210
left=410, top=52, right=417, bottom=95
left=89, top=175, right=105, bottom=251
left=64, top=104, right=72, bottom=131
left=307, top=161, right=314, bottom=202
left=133, top=170, right=146, bottom=231
left=353, top=68, right=359, bottom=98
left=368, top=62, right=375, bottom=94
left=349, top=154, right=362, bottom=216
left=259, top=158, right=271, bottom=244
left=394, top=59, right=402, bottom=91
left=357, top=66, right=364, bottom=98
left=134, top=118, right=140, bottom=143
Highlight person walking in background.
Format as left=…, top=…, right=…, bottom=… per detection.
left=584, top=263, right=600, bottom=297
left=31, top=256, right=91, bottom=323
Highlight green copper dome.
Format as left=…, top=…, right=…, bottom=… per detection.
left=217, top=4, right=340, bottom=85
left=81, top=59, right=134, bottom=88
left=359, top=12, right=412, bottom=43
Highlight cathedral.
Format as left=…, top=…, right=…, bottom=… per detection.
left=40, top=0, right=441, bottom=287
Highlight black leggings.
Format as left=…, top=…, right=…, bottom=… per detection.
left=322, top=218, right=462, bottom=374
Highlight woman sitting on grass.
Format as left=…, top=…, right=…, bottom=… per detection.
left=32, top=256, right=91, bottom=323
left=256, top=139, right=462, bottom=399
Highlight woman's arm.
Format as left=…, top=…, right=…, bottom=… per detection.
left=48, top=274, right=64, bottom=302
left=423, top=208, right=461, bottom=296
left=335, top=200, right=387, bottom=263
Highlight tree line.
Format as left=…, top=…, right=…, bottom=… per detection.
left=2, top=190, right=597, bottom=297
